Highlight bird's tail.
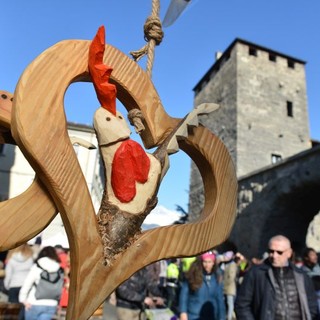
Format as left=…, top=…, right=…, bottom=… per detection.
left=166, top=103, right=219, bottom=154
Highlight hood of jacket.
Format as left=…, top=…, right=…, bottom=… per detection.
left=11, top=252, right=33, bottom=263
left=37, top=257, right=61, bottom=273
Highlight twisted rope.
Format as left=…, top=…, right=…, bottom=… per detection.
left=130, top=0, right=164, bottom=77
left=128, top=109, right=145, bottom=133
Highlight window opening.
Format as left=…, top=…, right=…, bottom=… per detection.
left=269, top=53, right=277, bottom=62
left=287, top=101, right=293, bottom=117
left=271, top=154, right=282, bottom=164
left=249, top=47, right=257, bottom=57
left=288, top=60, right=295, bottom=69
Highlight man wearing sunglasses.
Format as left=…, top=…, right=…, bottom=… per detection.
left=235, top=235, right=319, bottom=320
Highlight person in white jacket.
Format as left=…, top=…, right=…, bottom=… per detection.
left=4, top=244, right=34, bottom=320
left=4, top=244, right=34, bottom=302
left=19, top=246, right=62, bottom=320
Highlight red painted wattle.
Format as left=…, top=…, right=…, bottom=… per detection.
left=111, top=139, right=151, bottom=202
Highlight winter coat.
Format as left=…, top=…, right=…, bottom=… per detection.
left=235, top=260, right=319, bottom=320
left=116, top=267, right=161, bottom=310
left=179, top=273, right=226, bottom=320
left=302, top=263, right=320, bottom=291
left=19, top=257, right=61, bottom=307
left=4, top=252, right=33, bottom=290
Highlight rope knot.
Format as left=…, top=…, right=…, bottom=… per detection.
left=128, top=109, right=145, bottom=133
left=129, top=0, right=162, bottom=77
left=144, top=16, right=164, bottom=45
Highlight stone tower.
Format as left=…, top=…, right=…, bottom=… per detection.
left=189, top=38, right=312, bottom=220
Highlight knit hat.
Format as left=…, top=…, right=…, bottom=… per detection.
left=224, top=251, right=234, bottom=260
left=201, top=251, right=216, bottom=261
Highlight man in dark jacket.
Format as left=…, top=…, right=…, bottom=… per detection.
left=235, top=235, right=319, bottom=320
left=116, top=266, right=164, bottom=320
left=302, top=247, right=320, bottom=312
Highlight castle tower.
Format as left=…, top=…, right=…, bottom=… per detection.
left=189, top=38, right=312, bottom=220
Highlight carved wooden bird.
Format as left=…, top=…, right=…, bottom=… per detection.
left=89, top=26, right=165, bottom=265
left=88, top=26, right=217, bottom=266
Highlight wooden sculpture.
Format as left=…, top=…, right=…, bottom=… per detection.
left=89, top=26, right=221, bottom=266
left=0, top=23, right=237, bottom=320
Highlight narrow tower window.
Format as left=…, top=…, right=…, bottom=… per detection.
left=248, top=47, right=257, bottom=56
left=269, top=53, right=277, bottom=62
left=287, top=60, right=295, bottom=69
left=287, top=101, right=293, bottom=117
left=271, top=154, right=282, bottom=164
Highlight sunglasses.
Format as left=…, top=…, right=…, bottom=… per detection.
left=268, top=249, right=288, bottom=255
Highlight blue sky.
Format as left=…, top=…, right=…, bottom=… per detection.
left=1, top=1, right=319, bottom=212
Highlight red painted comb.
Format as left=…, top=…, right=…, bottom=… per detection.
left=88, top=25, right=117, bottom=115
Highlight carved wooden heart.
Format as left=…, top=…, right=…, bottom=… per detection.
left=0, top=40, right=237, bottom=319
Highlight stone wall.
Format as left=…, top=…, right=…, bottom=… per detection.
left=231, top=146, right=320, bottom=258
left=190, top=47, right=237, bottom=221
left=236, top=42, right=311, bottom=177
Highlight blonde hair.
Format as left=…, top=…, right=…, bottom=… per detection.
left=7, top=244, right=33, bottom=260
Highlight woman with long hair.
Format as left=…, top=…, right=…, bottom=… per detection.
left=19, top=246, right=63, bottom=320
left=4, top=244, right=34, bottom=319
left=179, top=252, right=225, bottom=320
left=4, top=244, right=34, bottom=301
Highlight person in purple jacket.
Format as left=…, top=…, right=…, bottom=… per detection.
left=179, top=252, right=225, bottom=320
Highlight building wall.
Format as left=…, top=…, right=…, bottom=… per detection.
left=194, top=49, right=238, bottom=165
left=0, top=144, right=34, bottom=200
left=236, top=42, right=311, bottom=177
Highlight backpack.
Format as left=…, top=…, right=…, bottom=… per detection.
left=34, top=262, right=64, bottom=301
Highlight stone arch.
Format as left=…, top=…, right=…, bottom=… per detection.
left=261, top=180, right=320, bottom=255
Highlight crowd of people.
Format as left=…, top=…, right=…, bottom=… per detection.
left=0, top=242, right=69, bottom=320
left=1, top=235, right=320, bottom=319
left=111, top=235, right=320, bottom=320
